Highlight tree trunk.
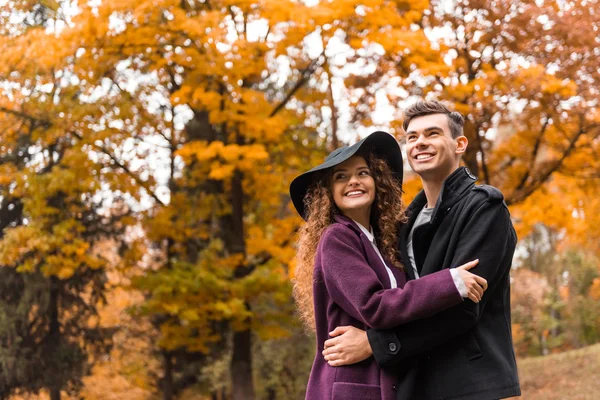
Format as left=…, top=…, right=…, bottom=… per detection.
left=231, top=328, right=254, bottom=400
left=48, top=276, right=61, bottom=400
left=540, top=333, right=548, bottom=356
left=49, top=388, right=60, bottom=400
left=211, top=388, right=227, bottom=400
left=229, top=168, right=255, bottom=400
left=462, top=119, right=480, bottom=178
left=327, top=67, right=339, bottom=150
left=162, top=351, right=174, bottom=400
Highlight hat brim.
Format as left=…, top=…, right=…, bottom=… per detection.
left=289, top=131, right=403, bottom=220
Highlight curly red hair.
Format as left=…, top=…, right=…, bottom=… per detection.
left=293, top=153, right=408, bottom=330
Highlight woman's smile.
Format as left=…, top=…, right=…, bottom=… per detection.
left=345, top=189, right=366, bottom=197
left=331, top=155, right=376, bottom=227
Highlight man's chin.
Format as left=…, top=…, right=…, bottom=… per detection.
left=410, top=165, right=434, bottom=176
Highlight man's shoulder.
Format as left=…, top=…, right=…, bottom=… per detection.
left=467, top=184, right=505, bottom=204
left=450, top=184, right=509, bottom=219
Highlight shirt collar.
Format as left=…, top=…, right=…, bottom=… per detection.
left=407, top=166, right=477, bottom=222
left=353, top=220, right=375, bottom=243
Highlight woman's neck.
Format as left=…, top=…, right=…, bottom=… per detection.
left=342, top=209, right=371, bottom=230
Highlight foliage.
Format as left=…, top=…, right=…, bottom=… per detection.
left=1, top=0, right=600, bottom=398
left=512, top=225, right=600, bottom=356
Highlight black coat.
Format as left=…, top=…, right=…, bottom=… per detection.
left=367, top=167, right=521, bottom=400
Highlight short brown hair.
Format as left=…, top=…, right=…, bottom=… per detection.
left=402, top=100, right=465, bottom=139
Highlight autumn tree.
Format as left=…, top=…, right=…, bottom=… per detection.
left=80, top=240, right=159, bottom=400
left=3, top=0, right=600, bottom=398
left=337, top=0, right=600, bottom=355
left=33, top=1, right=326, bottom=398
left=342, top=0, right=600, bottom=215
left=0, top=2, right=159, bottom=399
left=45, top=0, right=444, bottom=398
left=513, top=224, right=600, bottom=356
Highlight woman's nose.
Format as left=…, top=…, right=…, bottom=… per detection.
left=347, top=174, right=360, bottom=185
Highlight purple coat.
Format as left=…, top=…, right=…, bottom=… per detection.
left=305, top=215, right=463, bottom=400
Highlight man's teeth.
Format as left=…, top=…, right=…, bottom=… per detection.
left=416, top=154, right=433, bottom=160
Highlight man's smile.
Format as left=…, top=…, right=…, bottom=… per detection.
left=414, top=153, right=435, bottom=161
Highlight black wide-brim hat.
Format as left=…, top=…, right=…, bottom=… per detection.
left=289, top=131, right=403, bottom=220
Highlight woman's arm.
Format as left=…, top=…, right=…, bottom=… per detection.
left=320, top=225, right=463, bottom=329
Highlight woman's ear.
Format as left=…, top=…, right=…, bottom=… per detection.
left=455, top=136, right=468, bottom=155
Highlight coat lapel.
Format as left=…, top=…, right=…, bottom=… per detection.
left=399, top=191, right=427, bottom=281
left=361, top=235, right=394, bottom=289
left=411, top=167, right=477, bottom=277
left=399, top=226, right=415, bottom=281
left=333, top=214, right=396, bottom=289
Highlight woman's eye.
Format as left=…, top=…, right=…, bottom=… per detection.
left=359, top=170, right=370, bottom=175
left=334, top=174, right=345, bottom=180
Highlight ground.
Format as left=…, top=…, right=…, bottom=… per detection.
left=514, top=343, right=600, bottom=399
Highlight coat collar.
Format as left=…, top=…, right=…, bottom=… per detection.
left=406, top=166, right=477, bottom=226
left=332, top=214, right=399, bottom=288
left=333, top=214, right=363, bottom=235
left=353, top=220, right=376, bottom=243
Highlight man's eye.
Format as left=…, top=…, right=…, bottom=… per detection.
left=407, top=135, right=417, bottom=141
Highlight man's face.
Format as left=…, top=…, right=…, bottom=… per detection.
left=405, top=113, right=466, bottom=181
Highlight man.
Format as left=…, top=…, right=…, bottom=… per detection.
left=322, top=101, right=520, bottom=400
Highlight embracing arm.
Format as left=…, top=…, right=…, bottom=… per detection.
left=367, top=198, right=516, bottom=366
left=321, top=225, right=463, bottom=330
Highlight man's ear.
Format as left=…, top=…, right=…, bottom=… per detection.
left=455, top=136, right=468, bottom=155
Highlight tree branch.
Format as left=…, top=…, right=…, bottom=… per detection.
left=515, top=116, right=549, bottom=191
left=0, top=106, right=39, bottom=122
left=507, top=119, right=593, bottom=205
left=269, top=51, right=325, bottom=118
left=70, top=131, right=166, bottom=207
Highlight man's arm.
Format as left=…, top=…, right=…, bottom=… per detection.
left=324, top=197, right=515, bottom=367
left=367, top=198, right=516, bottom=366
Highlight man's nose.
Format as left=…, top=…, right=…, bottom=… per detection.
left=414, top=134, right=428, bottom=147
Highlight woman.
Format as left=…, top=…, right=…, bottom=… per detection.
left=289, top=131, right=487, bottom=400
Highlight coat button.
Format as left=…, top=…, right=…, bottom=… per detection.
left=392, top=384, right=397, bottom=391
left=388, top=342, right=397, bottom=352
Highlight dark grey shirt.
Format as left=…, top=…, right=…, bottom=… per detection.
left=406, top=206, right=434, bottom=278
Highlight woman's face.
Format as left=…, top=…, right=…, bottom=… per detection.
left=331, top=155, right=376, bottom=222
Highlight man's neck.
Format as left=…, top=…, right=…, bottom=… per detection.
left=422, top=179, right=443, bottom=209
left=420, top=166, right=460, bottom=208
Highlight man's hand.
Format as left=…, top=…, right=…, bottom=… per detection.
left=322, top=326, right=372, bottom=366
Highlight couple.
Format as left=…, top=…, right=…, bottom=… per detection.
left=289, top=101, right=520, bottom=400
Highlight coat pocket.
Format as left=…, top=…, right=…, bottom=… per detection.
left=464, top=331, right=483, bottom=360
left=331, top=382, right=381, bottom=400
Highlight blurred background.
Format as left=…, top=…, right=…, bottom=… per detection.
left=0, top=0, right=599, bottom=399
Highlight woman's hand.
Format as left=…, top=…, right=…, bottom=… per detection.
left=323, top=326, right=372, bottom=366
left=456, top=259, right=488, bottom=303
